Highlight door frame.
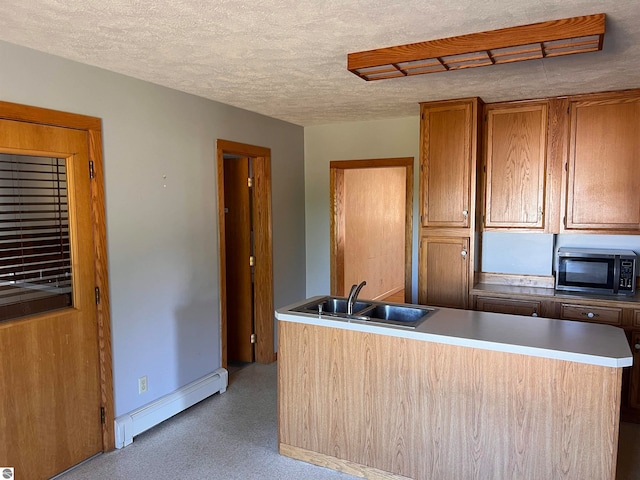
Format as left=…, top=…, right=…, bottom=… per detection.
left=330, top=157, right=414, bottom=302
left=216, top=140, right=274, bottom=367
left=0, top=100, right=115, bottom=450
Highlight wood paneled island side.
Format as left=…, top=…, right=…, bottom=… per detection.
left=276, top=298, right=632, bottom=480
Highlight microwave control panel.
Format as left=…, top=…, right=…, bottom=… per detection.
left=619, top=259, right=635, bottom=291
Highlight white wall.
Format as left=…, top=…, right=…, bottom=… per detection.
left=0, top=40, right=305, bottom=417
left=304, top=117, right=420, bottom=301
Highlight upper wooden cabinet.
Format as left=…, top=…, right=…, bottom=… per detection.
left=483, top=101, right=549, bottom=230
left=420, top=99, right=481, bottom=228
left=565, top=91, right=640, bottom=233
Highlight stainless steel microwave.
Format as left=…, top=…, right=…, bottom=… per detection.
left=555, top=247, right=637, bottom=296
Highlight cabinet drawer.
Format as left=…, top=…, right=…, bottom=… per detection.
left=476, top=296, right=542, bottom=317
left=559, top=304, right=623, bottom=326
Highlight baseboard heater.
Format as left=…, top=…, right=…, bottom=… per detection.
left=114, top=367, right=228, bottom=448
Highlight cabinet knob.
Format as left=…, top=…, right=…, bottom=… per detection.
left=461, top=249, right=467, bottom=259
left=635, top=343, right=640, bottom=351
left=531, top=312, right=538, bottom=317
left=462, top=210, right=468, bottom=218
left=581, top=311, right=598, bottom=318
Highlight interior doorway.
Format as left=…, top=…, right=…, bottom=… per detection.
left=330, top=157, right=413, bottom=302
left=216, top=140, right=274, bottom=370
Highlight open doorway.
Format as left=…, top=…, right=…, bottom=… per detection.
left=216, top=140, right=274, bottom=373
left=330, top=157, right=413, bottom=302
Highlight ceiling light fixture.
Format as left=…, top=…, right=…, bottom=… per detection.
left=348, top=13, right=605, bottom=81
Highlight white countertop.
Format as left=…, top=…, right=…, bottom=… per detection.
left=276, top=296, right=633, bottom=368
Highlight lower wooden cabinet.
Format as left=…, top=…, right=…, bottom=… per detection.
left=558, top=303, right=623, bottom=326
left=629, top=331, right=640, bottom=410
left=475, top=296, right=542, bottom=317
left=418, top=235, right=469, bottom=309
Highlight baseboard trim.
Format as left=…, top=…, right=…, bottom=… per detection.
left=279, top=443, right=411, bottom=480
left=114, top=367, right=228, bottom=448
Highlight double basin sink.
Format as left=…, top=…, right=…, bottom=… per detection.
left=292, top=296, right=436, bottom=329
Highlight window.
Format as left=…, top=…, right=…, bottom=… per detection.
left=0, top=153, right=72, bottom=321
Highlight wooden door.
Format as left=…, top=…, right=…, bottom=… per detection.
left=223, top=157, right=254, bottom=363
left=329, top=158, right=414, bottom=303
left=0, top=120, right=102, bottom=479
left=418, top=235, right=469, bottom=309
left=420, top=101, right=473, bottom=228
left=484, top=102, right=548, bottom=229
left=217, top=140, right=274, bottom=367
left=566, top=93, right=640, bottom=232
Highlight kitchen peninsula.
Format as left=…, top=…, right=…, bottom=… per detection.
left=277, top=297, right=632, bottom=480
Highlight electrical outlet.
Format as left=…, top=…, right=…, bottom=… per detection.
left=138, top=376, right=148, bottom=394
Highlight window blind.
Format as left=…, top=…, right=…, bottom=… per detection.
left=0, top=153, right=73, bottom=322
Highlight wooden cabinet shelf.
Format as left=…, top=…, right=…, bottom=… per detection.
left=481, top=89, right=640, bottom=234
left=418, top=98, right=481, bottom=309
left=564, top=91, right=640, bottom=233
left=483, top=101, right=549, bottom=230
left=420, top=100, right=476, bottom=228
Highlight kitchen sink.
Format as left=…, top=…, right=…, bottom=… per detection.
left=365, top=304, right=432, bottom=322
left=292, top=296, right=371, bottom=315
left=361, top=304, right=435, bottom=329
left=291, top=296, right=436, bottom=329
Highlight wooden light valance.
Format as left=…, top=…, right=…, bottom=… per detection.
left=348, top=13, right=605, bottom=81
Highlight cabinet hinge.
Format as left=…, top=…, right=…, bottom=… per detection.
left=249, top=255, right=255, bottom=267
left=564, top=163, right=568, bottom=172
left=484, top=114, right=488, bottom=122
left=95, top=286, right=100, bottom=305
left=89, top=160, right=95, bottom=179
left=248, top=177, right=253, bottom=188
left=100, top=406, right=106, bottom=424
left=250, top=333, right=257, bottom=344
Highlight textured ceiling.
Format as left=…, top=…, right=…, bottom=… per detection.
left=0, top=1, right=639, bottom=126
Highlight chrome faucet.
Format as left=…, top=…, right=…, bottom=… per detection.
left=347, top=281, right=367, bottom=315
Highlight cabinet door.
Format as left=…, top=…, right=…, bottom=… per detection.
left=418, top=236, right=469, bottom=309
left=475, top=296, right=542, bottom=317
left=565, top=94, right=640, bottom=232
left=420, top=101, right=475, bottom=228
left=629, top=331, right=640, bottom=409
left=484, top=102, right=548, bottom=229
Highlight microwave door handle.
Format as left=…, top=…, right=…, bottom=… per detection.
left=613, top=256, right=621, bottom=294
